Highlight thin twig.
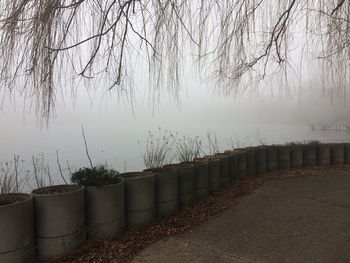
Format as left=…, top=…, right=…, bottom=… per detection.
left=82, top=125, right=93, bottom=168
left=56, top=150, right=68, bottom=184
left=66, top=160, right=73, bottom=177
left=13, top=155, right=19, bottom=193
left=46, top=165, right=52, bottom=186
left=32, top=156, right=41, bottom=189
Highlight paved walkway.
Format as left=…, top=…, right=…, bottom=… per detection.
left=133, top=170, right=350, bottom=263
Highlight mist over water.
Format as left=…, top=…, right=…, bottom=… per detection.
left=0, top=76, right=349, bottom=189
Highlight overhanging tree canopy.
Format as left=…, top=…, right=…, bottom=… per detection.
left=0, top=0, right=349, bottom=118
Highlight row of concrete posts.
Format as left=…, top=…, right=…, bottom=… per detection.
left=0, top=142, right=349, bottom=262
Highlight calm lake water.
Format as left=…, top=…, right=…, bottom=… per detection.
left=0, top=83, right=349, bottom=190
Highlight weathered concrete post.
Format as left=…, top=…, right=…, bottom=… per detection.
left=303, top=143, right=317, bottom=166
left=266, top=145, right=278, bottom=171
left=317, top=144, right=330, bottom=165
left=278, top=145, right=291, bottom=170
left=290, top=144, right=303, bottom=168
left=236, top=150, right=248, bottom=179
left=85, top=180, right=125, bottom=240
left=330, top=143, right=345, bottom=165
left=33, top=185, right=85, bottom=261
left=0, top=194, right=35, bottom=263
left=121, top=172, right=155, bottom=230
left=255, top=146, right=266, bottom=174
left=144, top=167, right=178, bottom=219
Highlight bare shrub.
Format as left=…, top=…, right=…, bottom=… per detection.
left=175, top=136, right=202, bottom=162
left=31, top=154, right=53, bottom=189
left=0, top=155, right=26, bottom=194
left=206, top=131, right=220, bottom=155
left=140, top=128, right=175, bottom=169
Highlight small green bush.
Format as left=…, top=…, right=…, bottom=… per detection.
left=304, top=140, right=320, bottom=145
left=287, top=141, right=303, bottom=146
left=71, top=165, right=121, bottom=187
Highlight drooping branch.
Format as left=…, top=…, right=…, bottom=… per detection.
left=331, top=0, right=346, bottom=15
left=0, top=0, right=350, bottom=120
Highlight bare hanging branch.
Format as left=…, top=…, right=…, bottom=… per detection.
left=331, top=0, right=346, bottom=15
left=0, top=0, right=350, bottom=120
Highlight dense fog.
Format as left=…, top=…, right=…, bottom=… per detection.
left=0, top=74, right=349, bottom=189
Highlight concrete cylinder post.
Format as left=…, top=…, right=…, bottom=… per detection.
left=278, top=145, right=291, bottom=170
left=192, top=160, right=209, bottom=198
left=164, top=163, right=196, bottom=208
left=177, top=164, right=196, bottom=207
left=317, top=144, right=331, bottom=165
left=32, top=185, right=85, bottom=261
left=144, top=168, right=178, bottom=219
left=266, top=145, right=278, bottom=171
left=246, top=148, right=256, bottom=177
left=207, top=158, right=220, bottom=193
left=290, top=144, right=303, bottom=168
left=344, top=143, right=350, bottom=164
left=330, top=143, right=345, bottom=165
left=236, top=150, right=248, bottom=179
left=0, top=194, right=35, bottom=263
left=121, top=172, right=155, bottom=230
left=223, top=151, right=239, bottom=183
left=85, top=180, right=125, bottom=241
left=255, top=146, right=266, bottom=174
left=303, top=143, right=317, bottom=166
left=213, top=154, right=230, bottom=187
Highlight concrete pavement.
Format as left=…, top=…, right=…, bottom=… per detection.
left=133, top=170, right=350, bottom=263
